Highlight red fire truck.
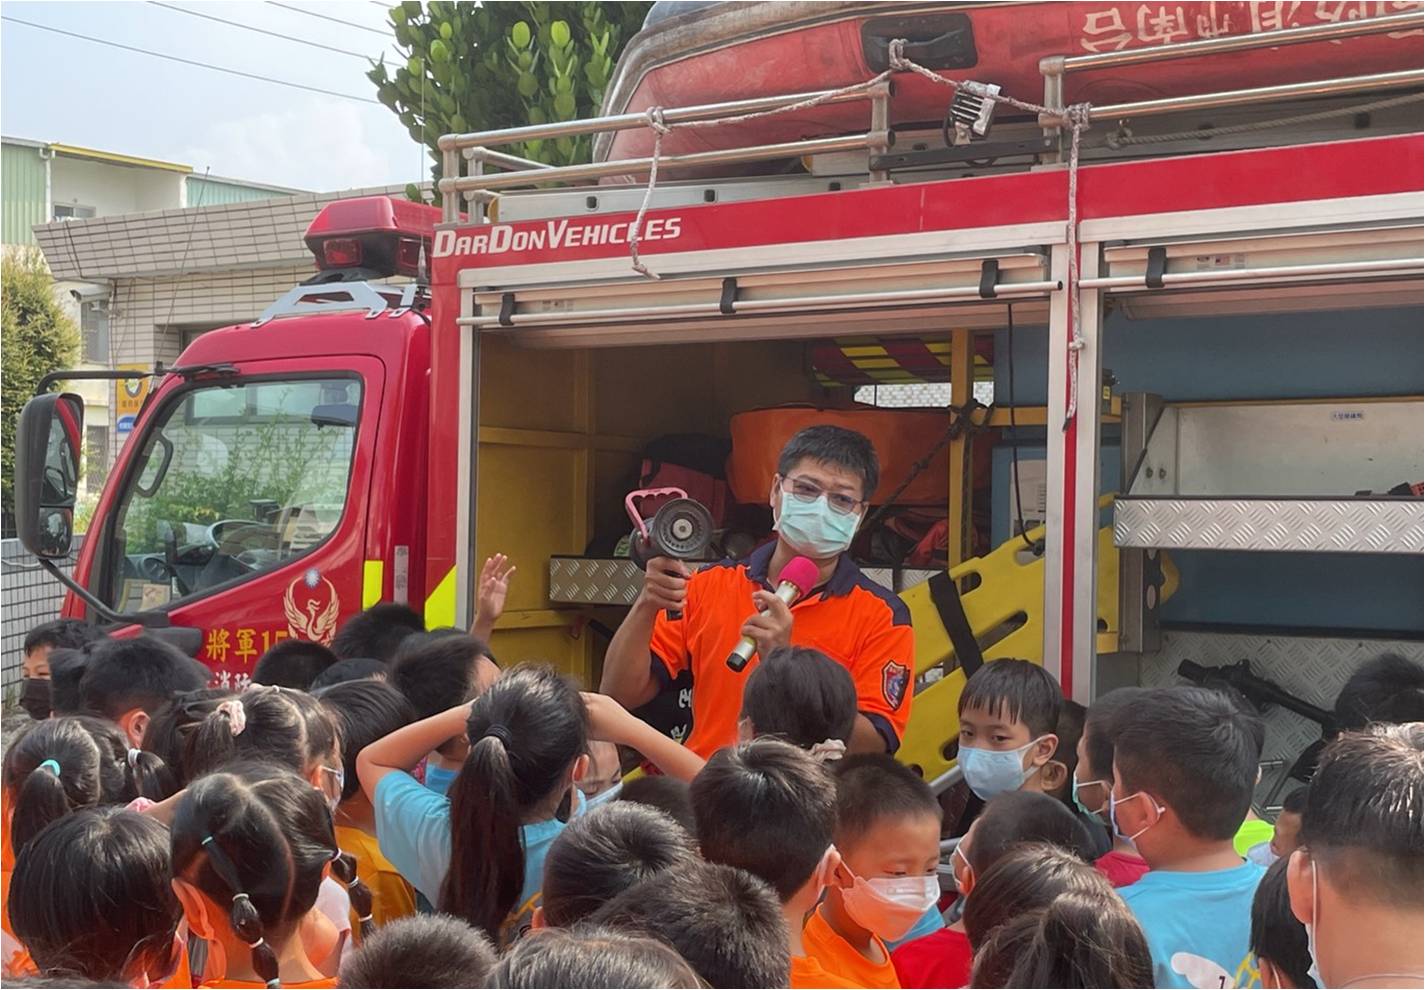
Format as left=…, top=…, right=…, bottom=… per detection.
left=14, top=3, right=1423, bottom=787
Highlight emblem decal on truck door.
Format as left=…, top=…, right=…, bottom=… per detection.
left=284, top=573, right=341, bottom=645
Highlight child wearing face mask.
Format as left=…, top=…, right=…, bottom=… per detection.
left=1110, top=687, right=1266, bottom=989
left=947, top=658, right=1064, bottom=839
left=1074, top=687, right=1152, bottom=887
left=803, top=755, right=943, bottom=989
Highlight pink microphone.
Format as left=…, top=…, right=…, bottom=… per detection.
left=726, top=556, right=820, bottom=672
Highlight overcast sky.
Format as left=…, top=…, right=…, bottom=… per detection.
left=1, top=1, right=421, bottom=192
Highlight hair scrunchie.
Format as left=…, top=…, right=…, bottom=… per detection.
left=215, top=699, right=247, bottom=736
left=481, top=724, right=514, bottom=748
left=127, top=748, right=144, bottom=768
left=37, top=759, right=61, bottom=777
left=808, top=738, right=847, bottom=763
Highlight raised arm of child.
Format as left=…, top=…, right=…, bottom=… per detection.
left=581, top=692, right=706, bottom=783
left=357, top=702, right=472, bottom=798
left=471, top=553, right=516, bottom=644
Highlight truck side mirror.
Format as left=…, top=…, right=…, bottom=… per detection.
left=15, top=392, right=84, bottom=560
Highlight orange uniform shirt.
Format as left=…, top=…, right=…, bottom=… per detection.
left=791, top=952, right=863, bottom=989
left=334, top=825, right=417, bottom=932
left=649, top=543, right=914, bottom=758
left=802, top=908, right=902, bottom=990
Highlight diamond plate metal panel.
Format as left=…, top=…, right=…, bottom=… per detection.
left=1115, top=498, right=1424, bottom=554
left=1139, top=631, right=1424, bottom=814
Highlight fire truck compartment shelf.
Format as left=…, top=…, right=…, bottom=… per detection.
left=1114, top=496, right=1423, bottom=554
left=547, top=557, right=940, bottom=606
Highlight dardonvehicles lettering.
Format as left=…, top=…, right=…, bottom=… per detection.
left=433, top=217, right=683, bottom=258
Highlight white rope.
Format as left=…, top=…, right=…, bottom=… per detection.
left=624, top=39, right=1095, bottom=425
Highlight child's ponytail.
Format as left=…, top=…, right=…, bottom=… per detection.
left=186, top=698, right=247, bottom=779
left=5, top=715, right=140, bottom=849
left=331, top=850, right=376, bottom=941
left=439, top=665, right=587, bottom=940
left=202, top=834, right=284, bottom=989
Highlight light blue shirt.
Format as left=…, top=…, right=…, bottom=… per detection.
left=374, top=771, right=579, bottom=913
left=1121, top=860, right=1266, bottom=989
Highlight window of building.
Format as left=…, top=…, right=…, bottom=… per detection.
left=53, top=203, right=96, bottom=221
left=85, top=424, right=110, bottom=492
left=81, top=299, right=110, bottom=363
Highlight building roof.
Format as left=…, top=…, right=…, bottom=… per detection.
left=34, top=183, right=412, bottom=280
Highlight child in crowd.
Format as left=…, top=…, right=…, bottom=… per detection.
left=44, top=648, right=90, bottom=717
left=691, top=738, right=851, bottom=988
left=358, top=664, right=589, bottom=942
left=1111, top=686, right=1266, bottom=989
left=139, top=689, right=237, bottom=800
left=1287, top=723, right=1423, bottom=989
left=1267, top=788, right=1307, bottom=864
left=18, top=619, right=101, bottom=721
left=590, top=860, right=791, bottom=989
left=316, top=679, right=419, bottom=928
left=339, top=915, right=496, bottom=989
left=962, top=842, right=1104, bottom=951
left=330, top=602, right=426, bottom=661
left=309, top=658, right=387, bottom=691
left=617, top=774, right=696, bottom=832
left=252, top=639, right=338, bottom=691
left=806, top=754, right=942, bottom=989
left=539, top=802, right=696, bottom=928
left=9, top=808, right=182, bottom=985
left=170, top=766, right=361, bottom=988
left=894, top=790, right=1096, bottom=989
left=1051, top=699, right=1111, bottom=857
left=388, top=634, right=499, bottom=796
left=78, top=635, right=208, bottom=746
left=1334, top=653, right=1424, bottom=730
left=949, top=658, right=1064, bottom=836
left=490, top=925, right=699, bottom=989
left=738, top=645, right=859, bottom=755
left=1074, top=687, right=1152, bottom=887
left=579, top=740, right=624, bottom=802
left=1251, top=858, right=1316, bottom=990
left=967, top=853, right=1152, bottom=989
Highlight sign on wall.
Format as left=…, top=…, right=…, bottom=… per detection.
left=114, top=364, right=151, bottom=440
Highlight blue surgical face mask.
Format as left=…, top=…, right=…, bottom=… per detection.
left=776, top=490, right=860, bottom=559
left=959, top=737, right=1046, bottom=801
left=1072, top=776, right=1109, bottom=826
left=1108, top=789, right=1163, bottom=843
left=424, top=763, right=458, bottom=797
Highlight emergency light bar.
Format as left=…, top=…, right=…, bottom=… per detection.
left=304, top=196, right=441, bottom=278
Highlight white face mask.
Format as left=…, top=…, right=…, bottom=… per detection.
left=841, top=873, right=940, bottom=942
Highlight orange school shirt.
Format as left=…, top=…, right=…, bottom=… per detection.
left=792, top=952, right=862, bottom=989
left=802, top=907, right=902, bottom=990
left=334, top=825, right=417, bottom=931
left=649, top=543, right=914, bottom=758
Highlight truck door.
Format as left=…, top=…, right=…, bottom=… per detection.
left=86, top=356, right=384, bottom=684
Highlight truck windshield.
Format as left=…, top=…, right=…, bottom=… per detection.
left=103, top=376, right=361, bottom=611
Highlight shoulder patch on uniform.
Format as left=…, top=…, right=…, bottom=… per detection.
left=881, top=660, right=910, bottom=710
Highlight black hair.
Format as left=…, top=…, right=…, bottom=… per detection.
left=692, top=738, right=836, bottom=902
left=617, top=774, right=696, bottom=833
left=440, top=664, right=588, bottom=939
left=739, top=646, right=857, bottom=749
left=968, top=881, right=1153, bottom=988
left=1052, top=700, right=1086, bottom=776
left=389, top=633, right=491, bottom=720
left=185, top=685, right=339, bottom=782
left=963, top=790, right=1097, bottom=877
left=1280, top=787, right=1308, bottom=816
left=170, top=765, right=342, bottom=987
left=490, top=925, right=700, bottom=989
left=340, top=915, right=497, bottom=988
left=832, top=753, right=939, bottom=847
left=10, top=808, right=181, bottom=984
left=5, top=977, right=125, bottom=988
left=542, top=803, right=698, bottom=927
left=1334, top=654, right=1424, bottom=732
left=959, top=658, right=1063, bottom=738
left=330, top=602, right=425, bottom=661
left=139, top=688, right=237, bottom=798
left=23, top=618, right=101, bottom=656
left=1299, top=723, right=1423, bottom=909
left=3, top=715, right=151, bottom=850
left=963, top=842, right=1107, bottom=950
left=47, top=647, right=90, bottom=715
left=1251, top=858, right=1317, bottom=990
left=590, top=861, right=791, bottom=989
left=1113, top=686, right=1264, bottom=841
left=309, top=657, right=388, bottom=690
left=315, top=679, right=417, bottom=803
left=777, top=424, right=880, bottom=501
left=1081, top=688, right=1149, bottom=781
left=252, top=639, right=338, bottom=691
left=78, top=636, right=208, bottom=720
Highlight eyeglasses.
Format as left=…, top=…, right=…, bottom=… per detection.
left=780, top=475, right=865, bottom=516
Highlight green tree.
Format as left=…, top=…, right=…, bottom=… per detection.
left=369, top=0, right=651, bottom=195
left=1, top=248, right=80, bottom=517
